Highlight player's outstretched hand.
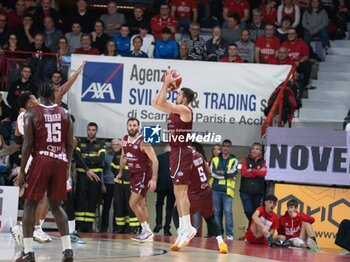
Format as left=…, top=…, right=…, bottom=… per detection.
left=148, top=178, right=157, bottom=192
left=86, top=169, right=100, bottom=182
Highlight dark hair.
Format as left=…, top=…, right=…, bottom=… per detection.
left=134, top=4, right=145, bottom=10
left=87, top=122, right=98, bottom=129
left=58, top=36, right=68, bottom=43
left=252, top=142, right=261, bottom=147
left=34, top=33, right=44, bottom=39
left=17, top=92, right=33, bottom=108
left=81, top=33, right=91, bottom=40
left=241, top=29, right=250, bottom=35
left=180, top=87, right=194, bottom=103
left=287, top=199, right=299, bottom=208
left=127, top=117, right=140, bottom=126
left=38, top=82, right=55, bottom=98
left=104, top=40, right=118, bottom=56
left=307, top=0, right=323, bottom=13
left=228, top=43, right=238, bottom=48
left=192, top=142, right=207, bottom=161
left=120, top=24, right=130, bottom=30
left=281, top=16, right=293, bottom=25
left=21, top=65, right=32, bottom=72
left=229, top=13, right=241, bottom=24
left=222, top=139, right=232, bottom=145
left=264, top=194, right=278, bottom=203
left=133, top=35, right=143, bottom=45
left=94, top=19, right=105, bottom=29
left=51, top=71, right=63, bottom=78
left=139, top=23, right=149, bottom=31
left=162, top=27, right=172, bottom=34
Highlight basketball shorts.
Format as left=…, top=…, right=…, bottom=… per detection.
left=130, top=171, right=152, bottom=198
left=189, top=189, right=214, bottom=219
left=169, top=146, right=193, bottom=185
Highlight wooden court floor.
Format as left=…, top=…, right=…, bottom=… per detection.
left=0, top=233, right=348, bottom=262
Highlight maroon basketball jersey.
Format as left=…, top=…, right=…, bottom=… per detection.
left=188, top=150, right=210, bottom=196
left=32, top=104, right=69, bottom=162
left=167, top=106, right=193, bottom=147
left=122, top=135, right=151, bottom=174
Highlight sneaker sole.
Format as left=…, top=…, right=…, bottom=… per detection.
left=170, top=244, right=180, bottom=251
left=10, top=231, right=22, bottom=245
left=179, top=231, right=196, bottom=248
left=34, top=237, right=48, bottom=244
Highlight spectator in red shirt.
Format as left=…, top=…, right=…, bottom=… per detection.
left=151, top=3, right=178, bottom=40
left=219, top=43, right=243, bottom=63
left=255, top=24, right=280, bottom=64
left=267, top=46, right=295, bottom=66
left=7, top=0, right=26, bottom=31
left=223, top=0, right=250, bottom=23
left=282, top=27, right=311, bottom=88
left=74, top=34, right=100, bottom=55
left=277, top=199, right=318, bottom=250
left=260, top=0, right=277, bottom=25
left=244, top=195, right=279, bottom=245
left=171, top=0, right=198, bottom=33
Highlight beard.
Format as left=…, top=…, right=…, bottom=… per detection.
left=128, top=129, right=138, bottom=137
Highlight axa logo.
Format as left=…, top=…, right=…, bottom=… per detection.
left=81, top=62, right=123, bottom=103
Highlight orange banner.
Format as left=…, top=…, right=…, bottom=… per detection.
left=275, top=184, right=350, bottom=249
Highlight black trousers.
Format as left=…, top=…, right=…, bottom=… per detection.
left=100, top=183, right=115, bottom=232
left=155, top=190, right=176, bottom=230
left=335, top=219, right=350, bottom=251
left=75, top=171, right=101, bottom=232
left=63, top=191, right=75, bottom=221
left=298, top=60, right=312, bottom=90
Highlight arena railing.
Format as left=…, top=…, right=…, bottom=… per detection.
left=260, top=66, right=297, bottom=138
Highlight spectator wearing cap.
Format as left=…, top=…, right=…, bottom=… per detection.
left=155, top=27, right=178, bottom=59
left=100, top=1, right=126, bottom=36
left=127, top=36, right=148, bottom=58
left=91, top=20, right=110, bottom=54
left=205, top=26, right=228, bottom=61
left=247, top=9, right=266, bottom=42
left=7, top=0, right=27, bottom=31
left=43, top=16, right=63, bottom=52
left=235, top=29, right=255, bottom=63
left=151, top=3, right=178, bottom=40
left=112, top=24, right=130, bottom=56
left=32, top=0, right=59, bottom=31
left=74, top=33, right=100, bottom=55
left=219, top=43, right=243, bottom=62
left=130, top=25, right=155, bottom=58
left=222, top=13, right=243, bottom=44
left=64, top=0, right=96, bottom=33
left=127, top=4, right=149, bottom=36
left=180, top=22, right=206, bottom=60
left=65, top=22, right=82, bottom=53
left=171, top=0, right=198, bottom=33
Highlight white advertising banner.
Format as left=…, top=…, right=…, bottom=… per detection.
left=266, top=127, right=350, bottom=186
left=69, top=55, right=291, bottom=146
left=0, top=186, right=19, bottom=232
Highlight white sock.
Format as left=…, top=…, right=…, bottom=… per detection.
left=216, top=235, right=224, bottom=244
left=68, top=220, right=76, bottom=234
left=183, top=215, right=192, bottom=230
left=61, top=235, right=72, bottom=251
left=141, top=221, right=151, bottom=232
left=34, top=225, right=41, bottom=231
left=23, top=238, right=33, bottom=253
left=39, top=219, right=45, bottom=227
left=179, top=217, right=183, bottom=230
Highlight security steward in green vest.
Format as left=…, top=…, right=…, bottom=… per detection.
left=209, top=139, right=238, bottom=239
left=111, top=139, right=139, bottom=234
left=75, top=122, right=106, bottom=232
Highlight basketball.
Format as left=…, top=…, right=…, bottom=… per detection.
left=162, top=70, right=182, bottom=91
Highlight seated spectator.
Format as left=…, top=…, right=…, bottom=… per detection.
left=103, top=39, right=120, bottom=56
left=335, top=219, right=350, bottom=256
left=171, top=0, right=198, bottom=32
left=267, top=46, right=294, bottom=65
left=130, top=24, right=155, bottom=58
left=151, top=3, right=178, bottom=40
left=3, top=34, right=21, bottom=55
left=180, top=22, right=206, bottom=60
left=223, top=0, right=250, bottom=23
left=32, top=0, right=59, bottom=31
left=91, top=20, right=110, bottom=54
left=43, top=16, right=63, bottom=52
left=244, top=194, right=279, bottom=245
left=6, top=65, right=37, bottom=119
left=260, top=0, right=277, bottom=25
left=222, top=13, right=243, bottom=44
left=2, top=34, right=23, bottom=86
left=100, top=1, right=126, bottom=36
left=0, top=14, right=9, bottom=47
left=28, top=32, right=50, bottom=54
left=282, top=27, right=311, bottom=88
left=16, top=14, right=39, bottom=51
left=276, top=16, right=293, bottom=42
left=127, top=5, right=149, bottom=36
left=0, top=94, right=12, bottom=144
left=7, top=0, right=26, bottom=31
left=74, top=34, right=100, bottom=55
left=277, top=0, right=301, bottom=28
left=255, top=24, right=280, bottom=64
left=113, top=24, right=131, bottom=56
left=155, top=27, right=179, bottom=59
left=235, top=30, right=255, bottom=63
left=127, top=36, right=148, bottom=58
left=335, top=0, right=349, bottom=33
left=65, top=22, right=82, bottom=53
left=239, top=143, right=266, bottom=225
left=64, top=0, right=95, bottom=33
left=205, top=26, right=228, bottom=61
left=277, top=199, right=319, bottom=250
left=0, top=135, right=10, bottom=185
left=302, top=0, right=330, bottom=52
left=219, top=43, right=243, bottom=62
left=57, top=36, right=71, bottom=57
left=178, top=42, right=193, bottom=60
left=247, top=9, right=266, bottom=42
